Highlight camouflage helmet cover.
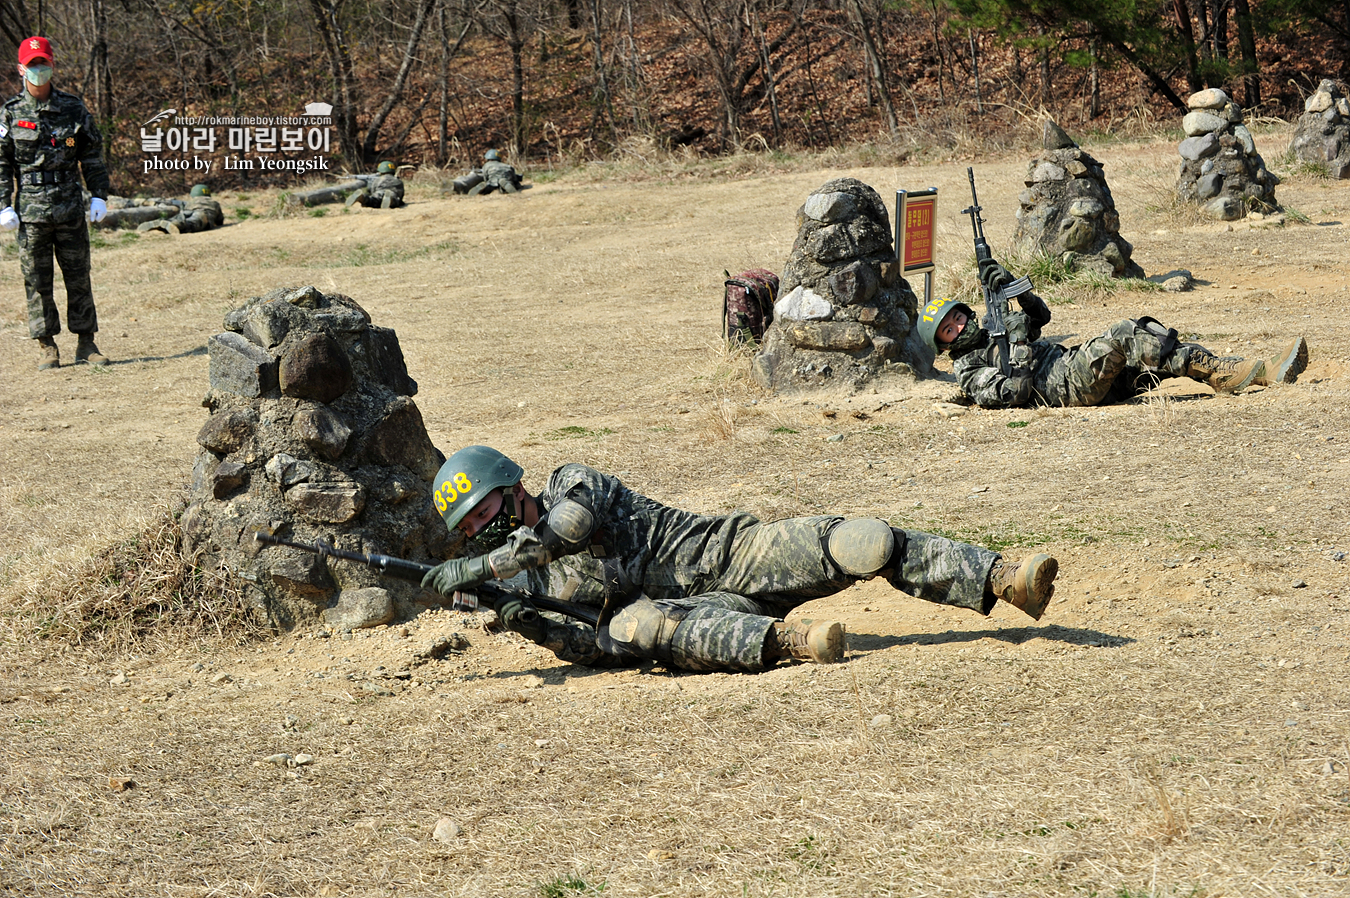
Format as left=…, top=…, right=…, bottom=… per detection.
left=190, top=184, right=210, bottom=197
left=915, top=295, right=975, bottom=354
left=377, top=161, right=396, bottom=174
left=432, top=445, right=525, bottom=532
left=484, top=149, right=500, bottom=161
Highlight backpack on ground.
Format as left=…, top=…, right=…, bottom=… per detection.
left=723, top=268, right=779, bottom=345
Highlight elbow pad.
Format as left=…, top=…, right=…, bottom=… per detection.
left=535, top=498, right=595, bottom=554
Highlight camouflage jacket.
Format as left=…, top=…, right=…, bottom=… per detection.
left=951, top=292, right=1057, bottom=408
left=0, top=88, right=111, bottom=224
left=185, top=195, right=224, bottom=227
left=368, top=174, right=404, bottom=202
left=492, top=464, right=759, bottom=614
left=481, top=160, right=518, bottom=187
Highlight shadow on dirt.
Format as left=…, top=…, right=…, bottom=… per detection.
left=848, top=623, right=1134, bottom=653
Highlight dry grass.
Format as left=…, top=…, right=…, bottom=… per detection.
left=2, top=128, right=1350, bottom=897
left=0, top=502, right=261, bottom=654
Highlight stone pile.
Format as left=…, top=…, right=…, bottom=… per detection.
left=180, top=286, right=454, bottom=631
left=752, top=177, right=927, bottom=392
left=1291, top=79, right=1350, bottom=179
left=1011, top=120, right=1144, bottom=279
left=1176, top=87, right=1278, bottom=220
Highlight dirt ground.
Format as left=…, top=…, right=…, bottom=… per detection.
left=1, top=131, right=1348, bottom=898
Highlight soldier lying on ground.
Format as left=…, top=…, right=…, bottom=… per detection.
left=344, top=161, right=405, bottom=209
left=418, top=446, right=1060, bottom=673
left=137, top=184, right=223, bottom=235
left=918, top=260, right=1309, bottom=408
left=453, top=149, right=523, bottom=195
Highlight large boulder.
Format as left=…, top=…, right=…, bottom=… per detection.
left=1011, top=120, right=1144, bottom=279
left=1291, top=78, right=1350, bottom=179
left=181, top=286, right=453, bottom=630
left=752, top=178, right=926, bottom=392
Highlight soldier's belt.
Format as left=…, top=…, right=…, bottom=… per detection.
left=20, top=170, right=78, bottom=187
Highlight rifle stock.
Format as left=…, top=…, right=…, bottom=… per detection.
left=253, top=532, right=599, bottom=627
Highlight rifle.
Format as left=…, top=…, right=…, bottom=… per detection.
left=253, top=532, right=600, bottom=627
left=961, top=167, right=1035, bottom=374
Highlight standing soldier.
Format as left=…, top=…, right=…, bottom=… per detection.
left=0, top=36, right=111, bottom=370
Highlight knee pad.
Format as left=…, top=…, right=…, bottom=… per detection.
left=1133, top=316, right=1179, bottom=360
left=824, top=518, right=895, bottom=577
left=604, top=597, right=688, bottom=662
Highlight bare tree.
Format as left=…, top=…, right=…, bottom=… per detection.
left=667, top=0, right=805, bottom=150
left=845, top=0, right=898, bottom=135
left=361, top=0, right=439, bottom=162
left=308, top=0, right=360, bottom=163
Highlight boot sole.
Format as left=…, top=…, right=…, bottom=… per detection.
left=797, top=619, right=846, bottom=664
left=1015, top=554, right=1058, bottom=621
left=1268, top=337, right=1308, bottom=384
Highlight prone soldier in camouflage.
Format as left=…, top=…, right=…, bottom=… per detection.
left=137, top=184, right=224, bottom=235
left=919, top=259, right=1309, bottom=408
left=418, top=446, right=1059, bottom=673
left=344, top=161, right=406, bottom=209
left=0, top=36, right=112, bottom=370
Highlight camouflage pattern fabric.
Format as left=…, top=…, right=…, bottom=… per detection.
left=480, top=160, right=519, bottom=191
left=18, top=218, right=95, bottom=337
left=353, top=174, right=404, bottom=208
left=492, top=464, right=998, bottom=672
left=0, top=87, right=110, bottom=338
left=955, top=315, right=1190, bottom=408
left=0, top=88, right=111, bottom=224
left=170, top=196, right=224, bottom=233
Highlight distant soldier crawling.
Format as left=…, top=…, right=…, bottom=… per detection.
left=344, top=161, right=405, bottom=209
left=455, top=149, right=523, bottom=196
left=418, top=446, right=1061, bottom=673
left=919, top=259, right=1309, bottom=408
left=137, top=184, right=223, bottom=235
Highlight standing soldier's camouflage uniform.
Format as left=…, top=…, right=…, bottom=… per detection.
left=0, top=36, right=112, bottom=370
left=421, top=447, right=1060, bottom=673
left=919, top=261, right=1309, bottom=408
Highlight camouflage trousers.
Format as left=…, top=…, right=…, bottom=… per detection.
left=17, top=218, right=97, bottom=338
left=1037, top=319, right=1187, bottom=407
left=551, top=517, right=999, bottom=673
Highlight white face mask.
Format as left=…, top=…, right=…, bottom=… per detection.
left=22, top=64, right=53, bottom=87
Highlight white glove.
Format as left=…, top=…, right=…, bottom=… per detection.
left=0, top=206, right=18, bottom=231
left=87, top=198, right=107, bottom=223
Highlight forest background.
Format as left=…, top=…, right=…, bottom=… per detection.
left=0, top=0, right=1346, bottom=192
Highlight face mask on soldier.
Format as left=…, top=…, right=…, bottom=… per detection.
left=21, top=64, right=52, bottom=86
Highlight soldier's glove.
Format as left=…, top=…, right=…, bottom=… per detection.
left=495, top=595, right=547, bottom=644
left=978, top=258, right=1013, bottom=294
left=1006, top=310, right=1032, bottom=345
left=0, top=207, right=18, bottom=231
left=87, top=198, right=107, bottom=224
left=420, top=554, right=494, bottom=596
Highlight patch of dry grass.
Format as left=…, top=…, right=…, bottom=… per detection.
left=0, top=502, right=262, bottom=654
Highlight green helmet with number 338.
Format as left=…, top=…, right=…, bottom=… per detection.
left=431, top=445, right=524, bottom=532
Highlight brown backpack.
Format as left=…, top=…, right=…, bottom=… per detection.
left=722, top=269, right=779, bottom=345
